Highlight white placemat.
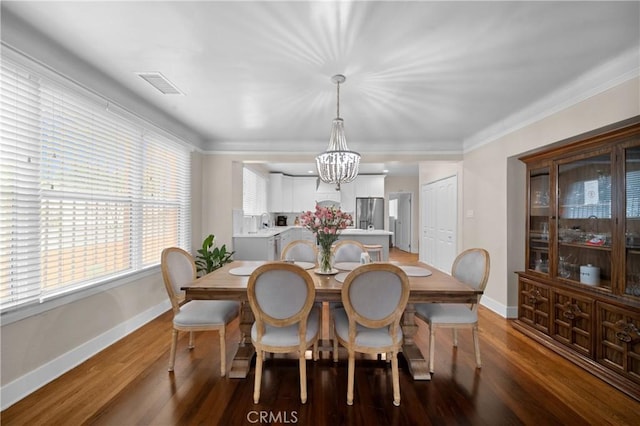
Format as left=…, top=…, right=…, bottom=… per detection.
left=228, top=265, right=261, bottom=276
left=294, top=261, right=315, bottom=270
left=334, top=262, right=361, bottom=271
left=335, top=272, right=349, bottom=283
left=399, top=265, right=432, bottom=277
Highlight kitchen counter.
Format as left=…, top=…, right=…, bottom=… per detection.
left=233, top=227, right=393, bottom=261
left=233, top=226, right=393, bottom=238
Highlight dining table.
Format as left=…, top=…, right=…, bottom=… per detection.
left=181, top=260, right=482, bottom=380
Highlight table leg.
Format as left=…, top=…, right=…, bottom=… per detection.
left=229, top=301, right=256, bottom=378
left=401, top=303, right=431, bottom=380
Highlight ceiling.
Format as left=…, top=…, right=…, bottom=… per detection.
left=2, top=1, right=639, bottom=176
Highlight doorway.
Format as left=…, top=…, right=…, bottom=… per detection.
left=389, top=192, right=412, bottom=252
left=421, top=175, right=457, bottom=272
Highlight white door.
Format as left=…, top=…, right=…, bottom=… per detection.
left=421, top=175, right=457, bottom=272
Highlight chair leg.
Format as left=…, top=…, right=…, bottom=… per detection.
left=253, top=350, right=263, bottom=404
left=473, top=325, right=482, bottom=368
left=333, top=324, right=339, bottom=363
left=452, top=328, right=458, bottom=347
left=347, top=351, right=355, bottom=405
left=429, top=326, right=435, bottom=374
left=299, top=352, right=308, bottom=404
left=391, top=351, right=400, bottom=406
left=219, top=327, right=226, bottom=377
left=188, top=331, right=195, bottom=349
left=313, top=340, right=319, bottom=361
left=168, top=329, right=178, bottom=372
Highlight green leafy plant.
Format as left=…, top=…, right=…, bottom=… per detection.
left=195, top=234, right=234, bottom=276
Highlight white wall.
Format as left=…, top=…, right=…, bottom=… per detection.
left=462, top=77, right=640, bottom=318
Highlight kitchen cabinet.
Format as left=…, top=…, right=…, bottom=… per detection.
left=354, top=175, right=385, bottom=198
left=340, top=181, right=356, bottom=213
left=269, top=173, right=292, bottom=212
left=233, top=235, right=277, bottom=261
left=514, top=118, right=640, bottom=401
left=292, top=177, right=316, bottom=212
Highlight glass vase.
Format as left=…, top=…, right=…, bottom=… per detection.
left=317, top=245, right=334, bottom=273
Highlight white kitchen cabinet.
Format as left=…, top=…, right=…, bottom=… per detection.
left=279, top=228, right=293, bottom=255
left=354, top=175, right=385, bottom=198
left=340, top=181, right=356, bottom=213
left=233, top=236, right=276, bottom=261
left=292, top=176, right=316, bottom=212
left=269, top=173, right=292, bottom=212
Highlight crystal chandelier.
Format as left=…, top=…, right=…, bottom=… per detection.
left=316, top=74, right=360, bottom=191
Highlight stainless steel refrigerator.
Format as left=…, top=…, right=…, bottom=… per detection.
left=355, top=197, right=384, bottom=230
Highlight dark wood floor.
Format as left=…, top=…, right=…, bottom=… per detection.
left=3, top=248, right=639, bottom=425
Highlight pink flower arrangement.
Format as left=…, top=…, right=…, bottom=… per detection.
left=300, top=204, right=352, bottom=251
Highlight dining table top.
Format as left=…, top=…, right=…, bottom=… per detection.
left=182, top=260, right=481, bottom=304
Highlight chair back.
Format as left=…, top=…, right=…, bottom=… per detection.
left=161, top=247, right=197, bottom=313
left=451, top=248, right=490, bottom=292
left=248, top=263, right=316, bottom=339
left=341, top=263, right=410, bottom=342
left=281, top=240, right=318, bottom=263
left=333, top=240, right=366, bottom=263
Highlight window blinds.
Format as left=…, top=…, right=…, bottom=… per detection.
left=242, top=167, right=267, bottom=216
left=0, top=59, right=191, bottom=311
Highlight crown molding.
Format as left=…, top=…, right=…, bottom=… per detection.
left=463, top=46, right=640, bottom=154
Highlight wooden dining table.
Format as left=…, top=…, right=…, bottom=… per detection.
left=182, top=260, right=482, bottom=381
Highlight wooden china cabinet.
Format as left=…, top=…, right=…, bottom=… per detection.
left=514, top=117, right=640, bottom=401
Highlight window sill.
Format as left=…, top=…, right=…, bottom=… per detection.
left=0, top=266, right=161, bottom=326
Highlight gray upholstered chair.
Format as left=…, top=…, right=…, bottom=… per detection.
left=247, top=262, right=320, bottom=404
left=161, top=247, right=240, bottom=376
left=332, top=239, right=366, bottom=263
left=281, top=239, right=318, bottom=263
left=414, top=248, right=490, bottom=373
left=332, top=263, right=410, bottom=406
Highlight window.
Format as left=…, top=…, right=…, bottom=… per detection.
left=242, top=167, right=267, bottom=216
left=0, top=57, right=191, bottom=312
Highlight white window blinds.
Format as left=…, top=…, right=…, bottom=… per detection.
left=242, top=167, right=267, bottom=216
left=0, top=58, right=191, bottom=311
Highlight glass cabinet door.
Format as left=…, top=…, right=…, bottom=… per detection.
left=557, top=153, right=612, bottom=290
left=626, top=146, right=640, bottom=297
left=529, top=167, right=550, bottom=274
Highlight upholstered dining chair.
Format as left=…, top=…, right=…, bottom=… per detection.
left=281, top=239, right=318, bottom=263
left=332, top=263, right=410, bottom=406
left=414, top=248, right=490, bottom=374
left=332, top=239, right=366, bottom=263
left=247, top=262, right=320, bottom=404
left=160, top=247, right=240, bottom=376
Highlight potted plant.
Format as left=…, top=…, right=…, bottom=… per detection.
left=195, top=234, right=234, bottom=276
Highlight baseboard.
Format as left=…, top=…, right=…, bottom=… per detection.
left=0, top=299, right=171, bottom=410
left=480, top=295, right=518, bottom=319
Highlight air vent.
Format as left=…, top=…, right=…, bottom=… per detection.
left=136, top=72, right=183, bottom=95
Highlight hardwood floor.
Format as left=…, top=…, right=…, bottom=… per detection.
left=2, top=248, right=639, bottom=425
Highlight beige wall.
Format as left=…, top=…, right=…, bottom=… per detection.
left=1, top=271, right=167, bottom=387
left=385, top=175, right=421, bottom=253
left=462, top=77, right=640, bottom=316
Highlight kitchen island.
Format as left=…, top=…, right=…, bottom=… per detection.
left=233, top=227, right=393, bottom=261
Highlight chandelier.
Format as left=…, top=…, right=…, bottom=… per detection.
left=316, top=74, right=360, bottom=191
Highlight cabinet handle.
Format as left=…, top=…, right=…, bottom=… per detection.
left=527, top=289, right=541, bottom=305
left=562, top=302, right=581, bottom=320
left=614, top=320, right=640, bottom=344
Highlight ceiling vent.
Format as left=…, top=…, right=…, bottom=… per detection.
left=136, top=72, right=183, bottom=95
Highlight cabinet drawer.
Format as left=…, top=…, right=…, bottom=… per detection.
left=552, top=289, right=594, bottom=357
left=519, top=277, right=551, bottom=335
left=596, top=302, right=640, bottom=385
